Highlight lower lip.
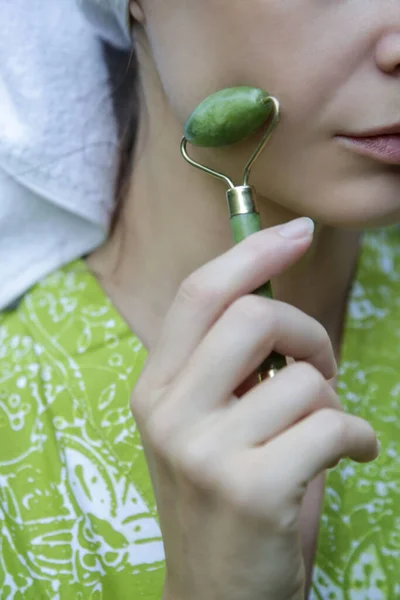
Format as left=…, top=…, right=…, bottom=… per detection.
left=336, top=134, right=400, bottom=165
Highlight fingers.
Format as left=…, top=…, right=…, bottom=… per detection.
left=257, top=408, right=379, bottom=487
left=210, top=409, right=378, bottom=525
left=220, top=362, right=342, bottom=448
left=147, top=220, right=313, bottom=388
left=170, top=301, right=336, bottom=416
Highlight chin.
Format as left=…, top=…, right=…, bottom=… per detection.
left=295, top=175, right=400, bottom=229
left=307, top=200, right=400, bottom=229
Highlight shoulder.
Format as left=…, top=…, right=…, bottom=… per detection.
left=0, top=259, right=148, bottom=456
left=1, top=258, right=146, bottom=364
left=0, top=260, right=163, bottom=595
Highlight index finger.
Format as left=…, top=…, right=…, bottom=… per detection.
left=146, top=220, right=314, bottom=388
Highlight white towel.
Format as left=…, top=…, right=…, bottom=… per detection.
left=77, top=0, right=131, bottom=48
left=0, top=0, right=131, bottom=310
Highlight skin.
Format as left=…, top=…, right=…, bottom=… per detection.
left=87, top=0, right=400, bottom=595
left=90, top=0, right=400, bottom=348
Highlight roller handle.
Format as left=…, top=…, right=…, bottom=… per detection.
left=230, top=212, right=287, bottom=380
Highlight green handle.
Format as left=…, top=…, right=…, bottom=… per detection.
left=230, top=212, right=287, bottom=379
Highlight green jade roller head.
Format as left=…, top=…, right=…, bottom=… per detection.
left=180, top=86, right=287, bottom=381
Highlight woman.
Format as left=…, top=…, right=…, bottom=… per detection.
left=1, top=0, right=399, bottom=597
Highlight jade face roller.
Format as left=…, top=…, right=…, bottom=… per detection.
left=181, top=86, right=287, bottom=381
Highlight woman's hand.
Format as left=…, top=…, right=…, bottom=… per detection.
left=131, top=218, right=379, bottom=600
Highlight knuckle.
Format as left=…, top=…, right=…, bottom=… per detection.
left=177, top=436, right=218, bottom=484
left=292, top=361, right=326, bottom=394
left=145, top=409, right=178, bottom=456
left=230, top=294, right=273, bottom=325
left=316, top=408, right=347, bottom=446
left=178, top=272, right=219, bottom=309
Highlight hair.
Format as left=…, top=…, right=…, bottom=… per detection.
left=102, top=41, right=140, bottom=234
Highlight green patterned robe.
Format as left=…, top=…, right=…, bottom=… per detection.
left=0, top=226, right=399, bottom=599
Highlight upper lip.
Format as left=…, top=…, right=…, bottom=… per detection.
left=339, top=123, right=400, bottom=138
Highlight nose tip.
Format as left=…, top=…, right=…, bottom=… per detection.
left=376, top=32, right=400, bottom=74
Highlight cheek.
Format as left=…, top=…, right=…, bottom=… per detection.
left=144, top=0, right=313, bottom=122
left=143, top=0, right=385, bottom=227
left=253, top=135, right=400, bottom=228
left=145, top=0, right=356, bottom=133
left=144, top=2, right=234, bottom=122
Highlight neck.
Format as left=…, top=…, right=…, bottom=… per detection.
left=87, top=51, right=362, bottom=356
left=88, top=158, right=361, bottom=359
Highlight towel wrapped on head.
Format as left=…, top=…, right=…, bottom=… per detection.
left=77, top=0, right=132, bottom=48
left=0, top=0, right=133, bottom=310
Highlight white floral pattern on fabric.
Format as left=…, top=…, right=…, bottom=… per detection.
left=0, top=263, right=164, bottom=599
left=0, top=225, right=399, bottom=598
left=312, top=225, right=400, bottom=599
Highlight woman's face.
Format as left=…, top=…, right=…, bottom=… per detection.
left=139, top=0, right=400, bottom=227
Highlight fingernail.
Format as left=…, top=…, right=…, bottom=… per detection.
left=278, top=217, right=315, bottom=239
